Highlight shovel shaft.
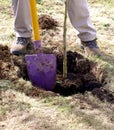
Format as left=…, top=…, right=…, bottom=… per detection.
left=30, top=0, right=40, bottom=40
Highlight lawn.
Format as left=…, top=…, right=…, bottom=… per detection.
left=0, top=0, right=114, bottom=130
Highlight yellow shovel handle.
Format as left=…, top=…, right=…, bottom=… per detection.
left=30, top=0, right=40, bottom=40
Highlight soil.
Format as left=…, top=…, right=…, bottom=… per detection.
left=38, top=14, right=58, bottom=29
left=92, top=87, right=114, bottom=103
left=1, top=44, right=113, bottom=103
left=0, top=45, right=13, bottom=79
left=54, top=51, right=104, bottom=95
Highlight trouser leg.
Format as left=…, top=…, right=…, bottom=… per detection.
left=12, top=0, right=32, bottom=38
left=68, top=0, right=96, bottom=41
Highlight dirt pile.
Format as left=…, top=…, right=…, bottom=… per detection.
left=0, top=45, right=13, bottom=79
left=39, top=14, right=58, bottom=29
left=0, top=45, right=29, bottom=81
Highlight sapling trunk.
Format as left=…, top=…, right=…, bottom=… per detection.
left=63, top=0, right=68, bottom=78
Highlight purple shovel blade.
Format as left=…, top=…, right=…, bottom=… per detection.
left=25, top=53, right=56, bottom=91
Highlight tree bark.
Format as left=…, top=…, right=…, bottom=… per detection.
left=63, top=0, right=68, bottom=78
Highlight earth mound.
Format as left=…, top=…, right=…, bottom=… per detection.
left=39, top=14, right=58, bottom=29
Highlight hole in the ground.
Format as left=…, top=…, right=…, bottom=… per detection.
left=52, top=51, right=104, bottom=96
left=1, top=44, right=114, bottom=103
left=0, top=44, right=106, bottom=95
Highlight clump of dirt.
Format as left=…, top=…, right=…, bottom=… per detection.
left=26, top=86, right=58, bottom=98
left=38, top=14, right=58, bottom=29
left=0, top=45, right=11, bottom=62
left=0, top=45, right=13, bottom=79
left=11, top=55, right=28, bottom=80
left=92, top=87, right=114, bottom=103
left=0, top=45, right=29, bottom=81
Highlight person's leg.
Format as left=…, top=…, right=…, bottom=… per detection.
left=12, top=0, right=32, bottom=37
left=68, top=0, right=101, bottom=56
left=11, top=0, right=32, bottom=55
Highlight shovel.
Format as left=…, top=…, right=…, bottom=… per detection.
left=25, top=0, right=56, bottom=91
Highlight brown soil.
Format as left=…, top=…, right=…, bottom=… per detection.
left=0, top=44, right=113, bottom=103
left=92, top=87, right=114, bottom=103
left=54, top=51, right=104, bottom=95
left=38, top=14, right=58, bottom=29
left=0, top=45, right=13, bottom=79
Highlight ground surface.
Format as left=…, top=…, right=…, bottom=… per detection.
left=0, top=0, right=114, bottom=130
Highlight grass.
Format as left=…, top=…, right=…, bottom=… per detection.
left=0, top=0, right=114, bottom=130
left=0, top=79, right=114, bottom=129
